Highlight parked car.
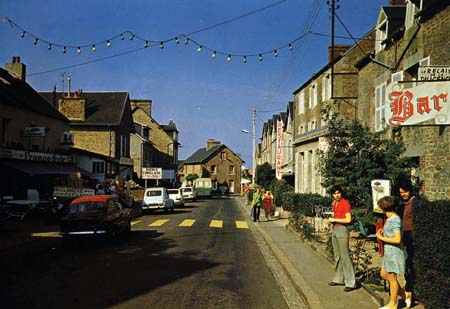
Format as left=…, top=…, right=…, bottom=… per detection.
left=60, top=195, right=132, bottom=240
left=142, top=187, right=174, bottom=212
left=180, top=187, right=197, bottom=201
left=167, top=188, right=185, bottom=207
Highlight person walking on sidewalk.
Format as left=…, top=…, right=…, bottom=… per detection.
left=376, top=196, right=406, bottom=309
left=397, top=180, right=419, bottom=308
left=262, top=190, right=273, bottom=221
left=252, top=187, right=262, bottom=222
left=327, top=185, right=357, bottom=292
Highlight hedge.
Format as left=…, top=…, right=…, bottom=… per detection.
left=414, top=199, right=450, bottom=309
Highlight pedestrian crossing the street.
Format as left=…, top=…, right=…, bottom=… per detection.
left=131, top=219, right=249, bottom=229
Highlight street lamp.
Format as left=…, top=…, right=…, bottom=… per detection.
left=242, top=106, right=256, bottom=185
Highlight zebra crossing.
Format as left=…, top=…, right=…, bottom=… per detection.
left=131, top=219, right=250, bottom=229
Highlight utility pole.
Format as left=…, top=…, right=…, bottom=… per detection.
left=328, top=0, right=339, bottom=99
left=252, top=106, right=256, bottom=185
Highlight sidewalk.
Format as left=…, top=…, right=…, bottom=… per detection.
left=235, top=196, right=382, bottom=309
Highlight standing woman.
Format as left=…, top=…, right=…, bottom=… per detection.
left=376, top=196, right=406, bottom=309
left=252, top=187, right=262, bottom=222
left=327, top=185, right=357, bottom=292
left=262, top=190, right=273, bottom=221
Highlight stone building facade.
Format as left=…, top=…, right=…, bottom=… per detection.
left=292, top=32, right=375, bottom=194
left=356, top=0, right=450, bottom=199
left=181, top=139, right=243, bottom=194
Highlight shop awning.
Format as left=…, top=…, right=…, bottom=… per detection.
left=0, top=160, right=92, bottom=176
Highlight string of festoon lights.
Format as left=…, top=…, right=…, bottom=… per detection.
left=3, top=16, right=309, bottom=64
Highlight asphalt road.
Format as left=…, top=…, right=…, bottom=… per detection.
left=1, top=196, right=289, bottom=309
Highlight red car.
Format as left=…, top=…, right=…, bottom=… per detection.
left=60, top=195, right=132, bottom=240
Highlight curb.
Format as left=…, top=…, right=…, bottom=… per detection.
left=235, top=196, right=323, bottom=309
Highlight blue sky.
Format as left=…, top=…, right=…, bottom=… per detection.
left=0, top=0, right=387, bottom=166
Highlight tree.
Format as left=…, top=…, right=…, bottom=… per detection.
left=256, top=162, right=274, bottom=188
left=185, top=173, right=199, bottom=186
left=319, top=118, right=416, bottom=210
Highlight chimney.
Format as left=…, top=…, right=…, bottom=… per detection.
left=5, top=56, right=26, bottom=81
left=131, top=99, right=152, bottom=117
left=328, top=45, right=351, bottom=62
left=206, top=139, right=220, bottom=151
left=58, top=79, right=86, bottom=121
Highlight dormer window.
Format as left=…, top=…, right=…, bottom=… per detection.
left=376, top=20, right=388, bottom=53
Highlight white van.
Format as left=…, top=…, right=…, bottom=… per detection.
left=142, top=187, right=174, bottom=212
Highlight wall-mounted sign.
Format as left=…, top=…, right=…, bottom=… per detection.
left=0, top=148, right=72, bottom=162
left=386, top=81, right=449, bottom=126
left=418, top=66, right=450, bottom=81
left=275, top=120, right=283, bottom=180
left=24, top=126, right=45, bottom=136
left=142, top=167, right=162, bottom=179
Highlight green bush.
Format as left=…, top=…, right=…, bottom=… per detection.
left=414, top=199, right=450, bottom=309
left=270, top=179, right=294, bottom=208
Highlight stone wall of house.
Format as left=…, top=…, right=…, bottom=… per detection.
left=357, top=4, right=450, bottom=200
left=72, top=129, right=113, bottom=158
left=58, top=97, right=85, bottom=121
left=1, top=104, right=70, bottom=152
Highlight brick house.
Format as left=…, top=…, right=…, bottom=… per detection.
left=40, top=90, right=135, bottom=180
left=181, top=139, right=243, bottom=194
left=356, top=0, right=450, bottom=199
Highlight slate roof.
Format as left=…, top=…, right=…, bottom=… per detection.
left=183, top=144, right=224, bottom=164
left=161, top=119, right=179, bottom=132
left=0, top=68, right=68, bottom=122
left=39, top=91, right=130, bottom=126
left=184, top=143, right=244, bottom=164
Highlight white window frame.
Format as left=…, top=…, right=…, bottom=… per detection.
left=322, top=74, right=332, bottom=101
left=298, top=91, right=305, bottom=115
left=375, top=82, right=387, bottom=132
left=375, top=20, right=387, bottom=54
left=309, top=83, right=317, bottom=108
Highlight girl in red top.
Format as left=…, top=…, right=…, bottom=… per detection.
left=327, top=185, right=357, bottom=292
left=262, top=190, right=273, bottom=221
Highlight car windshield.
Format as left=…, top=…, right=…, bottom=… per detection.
left=167, top=190, right=178, bottom=194
left=68, top=201, right=105, bottom=214
left=182, top=188, right=192, bottom=192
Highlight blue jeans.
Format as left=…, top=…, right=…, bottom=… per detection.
left=331, top=225, right=356, bottom=287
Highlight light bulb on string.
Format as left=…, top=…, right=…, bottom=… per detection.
left=243, top=56, right=247, bottom=63
left=175, top=37, right=180, bottom=44
left=227, top=55, right=232, bottom=62
left=77, top=47, right=81, bottom=54
left=120, top=33, right=124, bottom=40
left=129, top=34, right=135, bottom=40
left=160, top=42, right=164, bottom=49
left=144, top=41, right=148, bottom=48
left=197, top=45, right=202, bottom=53
left=106, top=40, right=111, bottom=47
left=20, top=31, right=25, bottom=38
left=92, top=45, right=97, bottom=52
left=62, top=46, right=67, bottom=54
left=211, top=51, right=217, bottom=59
left=33, top=38, right=38, bottom=45
left=48, top=44, right=52, bottom=51
left=184, top=38, right=189, bottom=45
left=289, top=43, right=294, bottom=51
left=259, top=54, right=263, bottom=62
left=274, top=50, right=279, bottom=57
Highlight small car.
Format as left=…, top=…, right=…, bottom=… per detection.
left=167, top=188, right=185, bottom=207
left=60, top=195, right=132, bottom=239
left=180, top=187, right=197, bottom=201
left=142, top=187, right=174, bottom=212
